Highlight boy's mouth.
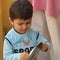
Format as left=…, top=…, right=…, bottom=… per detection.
left=20, top=30, right=27, bottom=33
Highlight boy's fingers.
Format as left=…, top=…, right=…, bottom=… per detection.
left=24, top=52, right=29, bottom=60
left=37, top=42, right=48, bottom=51
left=20, top=52, right=29, bottom=60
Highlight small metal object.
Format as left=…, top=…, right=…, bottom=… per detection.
left=28, top=44, right=40, bottom=60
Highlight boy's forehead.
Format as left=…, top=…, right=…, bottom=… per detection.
left=14, top=18, right=31, bottom=23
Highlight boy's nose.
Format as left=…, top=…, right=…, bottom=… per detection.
left=23, top=25, right=27, bottom=29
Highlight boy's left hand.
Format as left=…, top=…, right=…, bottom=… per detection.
left=37, top=42, right=48, bottom=52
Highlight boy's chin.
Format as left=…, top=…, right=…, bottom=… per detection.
left=19, top=31, right=27, bottom=34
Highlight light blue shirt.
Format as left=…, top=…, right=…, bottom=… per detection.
left=3, top=28, right=50, bottom=60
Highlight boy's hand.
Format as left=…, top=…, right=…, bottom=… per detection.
left=20, top=52, right=29, bottom=60
left=37, top=42, right=48, bottom=52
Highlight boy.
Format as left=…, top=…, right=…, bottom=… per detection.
left=3, top=0, right=50, bottom=60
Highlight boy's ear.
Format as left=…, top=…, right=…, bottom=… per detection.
left=9, top=17, right=13, bottom=25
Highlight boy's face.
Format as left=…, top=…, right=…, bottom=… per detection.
left=10, top=18, right=32, bottom=34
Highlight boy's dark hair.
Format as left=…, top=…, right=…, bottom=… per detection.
left=9, top=0, right=33, bottom=20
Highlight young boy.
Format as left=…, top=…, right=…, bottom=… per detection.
left=3, top=0, right=50, bottom=60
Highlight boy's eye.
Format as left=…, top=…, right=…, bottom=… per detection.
left=18, top=22, right=30, bottom=26
left=26, top=22, right=30, bottom=24
left=26, top=21, right=31, bottom=24
left=18, top=23, right=23, bottom=25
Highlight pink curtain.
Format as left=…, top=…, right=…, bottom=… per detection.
left=29, top=0, right=60, bottom=18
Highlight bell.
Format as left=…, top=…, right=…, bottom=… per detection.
left=28, top=44, right=40, bottom=60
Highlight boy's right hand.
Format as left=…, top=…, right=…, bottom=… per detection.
left=20, top=52, right=29, bottom=60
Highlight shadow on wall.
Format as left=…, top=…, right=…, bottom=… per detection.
left=1, top=0, right=15, bottom=36
left=0, top=0, right=15, bottom=60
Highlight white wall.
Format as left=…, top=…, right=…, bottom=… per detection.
left=31, top=11, right=60, bottom=60
left=31, top=11, right=50, bottom=60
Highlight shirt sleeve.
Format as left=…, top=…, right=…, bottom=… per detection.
left=3, top=39, right=21, bottom=60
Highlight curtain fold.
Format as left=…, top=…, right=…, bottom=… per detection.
left=29, top=0, right=60, bottom=18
